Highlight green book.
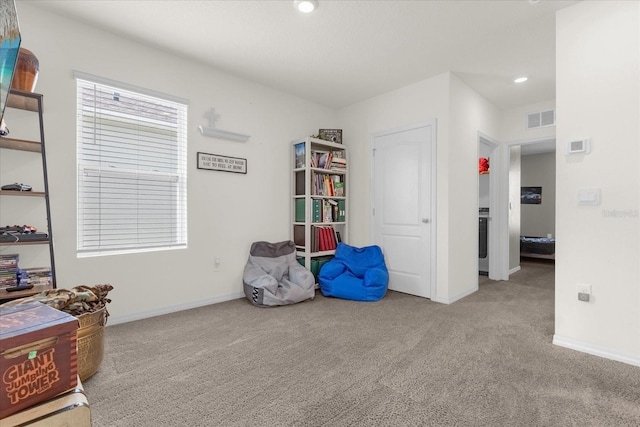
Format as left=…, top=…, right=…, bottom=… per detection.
left=312, top=199, right=322, bottom=223
left=337, top=200, right=346, bottom=222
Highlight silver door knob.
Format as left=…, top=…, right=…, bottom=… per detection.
left=421, top=218, right=429, bottom=223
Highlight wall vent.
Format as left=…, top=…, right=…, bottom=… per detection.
left=527, top=109, right=555, bottom=129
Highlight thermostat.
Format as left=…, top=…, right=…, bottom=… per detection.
left=566, top=139, right=591, bottom=155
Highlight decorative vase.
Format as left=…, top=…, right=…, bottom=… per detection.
left=11, top=48, right=39, bottom=92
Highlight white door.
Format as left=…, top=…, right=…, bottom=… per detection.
left=372, top=122, right=436, bottom=298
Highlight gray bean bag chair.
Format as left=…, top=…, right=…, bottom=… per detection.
left=243, top=240, right=315, bottom=307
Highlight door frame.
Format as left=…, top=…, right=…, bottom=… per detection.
left=500, top=136, right=556, bottom=278
left=369, top=120, right=438, bottom=299
left=478, top=132, right=505, bottom=281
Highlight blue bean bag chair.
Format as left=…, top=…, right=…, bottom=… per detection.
left=318, top=243, right=389, bottom=302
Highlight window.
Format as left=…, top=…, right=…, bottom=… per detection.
left=75, top=72, right=188, bottom=257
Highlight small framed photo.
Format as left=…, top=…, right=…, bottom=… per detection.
left=521, top=186, right=542, bottom=204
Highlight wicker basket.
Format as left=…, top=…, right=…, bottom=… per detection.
left=76, top=307, right=107, bottom=381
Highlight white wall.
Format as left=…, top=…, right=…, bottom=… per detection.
left=338, top=73, right=451, bottom=300
left=554, top=0, right=640, bottom=366
left=338, top=72, right=500, bottom=303
left=13, top=3, right=338, bottom=323
left=448, top=74, right=500, bottom=298
left=521, top=152, right=556, bottom=237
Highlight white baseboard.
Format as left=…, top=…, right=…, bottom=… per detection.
left=107, top=291, right=245, bottom=326
left=433, top=285, right=478, bottom=304
left=553, top=334, right=640, bottom=367
left=509, top=265, right=521, bottom=276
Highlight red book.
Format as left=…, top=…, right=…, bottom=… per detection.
left=318, top=226, right=326, bottom=251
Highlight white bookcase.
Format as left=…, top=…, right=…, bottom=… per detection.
left=291, top=137, right=348, bottom=280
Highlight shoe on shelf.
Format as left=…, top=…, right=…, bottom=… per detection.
left=1, top=183, right=32, bottom=191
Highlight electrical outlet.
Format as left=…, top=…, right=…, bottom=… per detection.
left=577, top=283, right=591, bottom=302
left=214, top=257, right=221, bottom=272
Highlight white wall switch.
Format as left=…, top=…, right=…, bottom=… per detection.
left=578, top=188, right=601, bottom=206
left=566, top=138, right=591, bottom=154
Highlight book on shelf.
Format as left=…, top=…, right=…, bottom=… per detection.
left=310, top=150, right=334, bottom=170
left=319, top=227, right=327, bottom=251
left=322, top=200, right=333, bottom=223
left=334, top=181, right=344, bottom=197
left=312, top=198, right=322, bottom=222
left=310, top=150, right=345, bottom=171
left=312, top=225, right=338, bottom=252
left=324, top=199, right=339, bottom=222
left=314, top=174, right=335, bottom=197
left=330, top=156, right=346, bottom=171
left=337, top=199, right=346, bottom=222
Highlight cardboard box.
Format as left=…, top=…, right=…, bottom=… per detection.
left=0, top=302, right=79, bottom=419
left=1, top=377, right=90, bottom=427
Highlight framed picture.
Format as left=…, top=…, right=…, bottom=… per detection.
left=521, top=186, right=542, bottom=204
left=318, top=129, right=342, bottom=144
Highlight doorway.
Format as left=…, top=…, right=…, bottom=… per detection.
left=477, top=133, right=502, bottom=281
left=370, top=121, right=436, bottom=299
left=502, top=138, right=556, bottom=276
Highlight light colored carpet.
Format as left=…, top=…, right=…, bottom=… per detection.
left=83, top=260, right=640, bottom=426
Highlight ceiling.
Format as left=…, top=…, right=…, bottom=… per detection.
left=26, top=0, right=578, bottom=110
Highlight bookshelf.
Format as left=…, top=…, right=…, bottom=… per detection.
left=0, top=90, right=56, bottom=300
left=291, top=137, right=347, bottom=281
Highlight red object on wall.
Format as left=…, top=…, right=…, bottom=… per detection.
left=478, top=157, right=490, bottom=174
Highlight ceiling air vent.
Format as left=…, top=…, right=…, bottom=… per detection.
left=527, top=109, right=555, bottom=129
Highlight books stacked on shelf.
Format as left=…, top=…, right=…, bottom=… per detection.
left=312, top=172, right=342, bottom=196
left=311, top=225, right=338, bottom=252
left=0, top=254, right=19, bottom=289
left=310, top=151, right=330, bottom=169
left=329, top=156, right=346, bottom=172
left=310, top=150, right=346, bottom=171
left=0, top=254, right=51, bottom=290
left=21, top=267, right=52, bottom=286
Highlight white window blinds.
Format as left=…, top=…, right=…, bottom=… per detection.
left=76, top=73, right=188, bottom=256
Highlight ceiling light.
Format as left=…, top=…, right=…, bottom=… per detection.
left=514, top=76, right=528, bottom=83
left=294, top=0, right=318, bottom=14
